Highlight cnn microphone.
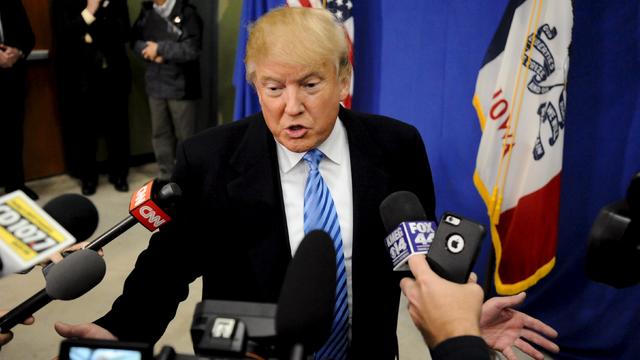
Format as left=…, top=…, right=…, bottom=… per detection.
left=0, top=191, right=98, bottom=277
left=0, top=249, right=106, bottom=333
left=83, top=179, right=181, bottom=251
left=380, top=191, right=485, bottom=284
left=276, top=230, right=336, bottom=360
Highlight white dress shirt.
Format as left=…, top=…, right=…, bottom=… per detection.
left=275, top=117, right=354, bottom=325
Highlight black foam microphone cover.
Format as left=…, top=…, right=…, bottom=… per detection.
left=43, top=194, right=99, bottom=242
left=276, top=230, right=336, bottom=353
left=379, top=191, right=428, bottom=232
left=46, top=249, right=106, bottom=300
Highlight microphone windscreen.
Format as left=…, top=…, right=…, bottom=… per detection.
left=45, top=249, right=106, bottom=300
left=379, top=191, right=427, bottom=232
left=276, top=230, right=336, bottom=352
left=43, top=194, right=99, bottom=242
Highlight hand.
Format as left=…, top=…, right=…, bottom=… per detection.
left=480, top=292, right=559, bottom=360
left=86, top=0, right=102, bottom=14
left=400, top=255, right=484, bottom=348
left=0, top=46, right=20, bottom=68
left=54, top=322, right=116, bottom=341
left=142, top=41, right=159, bottom=61
left=0, top=310, right=35, bottom=347
left=45, top=241, right=104, bottom=265
left=153, top=56, right=164, bottom=64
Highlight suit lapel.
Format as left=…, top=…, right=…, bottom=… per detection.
left=227, top=115, right=291, bottom=300
left=341, top=107, right=391, bottom=246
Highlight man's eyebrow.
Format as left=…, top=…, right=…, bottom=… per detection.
left=259, top=72, right=325, bottom=84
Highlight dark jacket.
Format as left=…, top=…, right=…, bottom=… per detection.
left=132, top=0, right=202, bottom=99
left=0, top=0, right=35, bottom=95
left=96, top=107, right=437, bottom=359
left=52, top=0, right=131, bottom=94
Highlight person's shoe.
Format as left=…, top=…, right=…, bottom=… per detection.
left=6, top=185, right=39, bottom=200
left=110, top=177, right=129, bottom=192
left=81, top=180, right=97, bottom=196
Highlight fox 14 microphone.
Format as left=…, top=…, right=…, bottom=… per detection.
left=57, top=231, right=337, bottom=360
left=379, top=191, right=486, bottom=284
left=0, top=190, right=98, bottom=278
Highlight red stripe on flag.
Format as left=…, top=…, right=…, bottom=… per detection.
left=299, top=0, right=312, bottom=7
left=495, top=172, right=561, bottom=285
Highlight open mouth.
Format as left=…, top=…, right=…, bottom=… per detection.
left=286, top=125, right=308, bottom=138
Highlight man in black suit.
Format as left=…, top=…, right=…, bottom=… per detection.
left=55, top=6, right=558, bottom=360
left=0, top=0, right=38, bottom=200
left=52, top=0, right=132, bottom=195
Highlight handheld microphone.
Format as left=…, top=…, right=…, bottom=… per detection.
left=276, top=230, right=336, bottom=359
left=379, top=191, right=436, bottom=271
left=0, top=249, right=106, bottom=332
left=380, top=191, right=485, bottom=283
left=84, top=180, right=182, bottom=252
left=0, top=191, right=97, bottom=277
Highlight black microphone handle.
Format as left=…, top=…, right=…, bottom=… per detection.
left=85, top=215, right=139, bottom=251
left=0, top=289, right=51, bottom=333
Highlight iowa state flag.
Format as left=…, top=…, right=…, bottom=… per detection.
left=473, top=0, right=573, bottom=295
left=233, top=0, right=355, bottom=120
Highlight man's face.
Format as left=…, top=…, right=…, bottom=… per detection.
left=253, top=59, right=350, bottom=153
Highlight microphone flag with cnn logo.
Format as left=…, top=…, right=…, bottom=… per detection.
left=129, top=180, right=171, bottom=231
left=472, top=0, right=573, bottom=295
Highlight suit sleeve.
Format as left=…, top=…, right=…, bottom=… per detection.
left=94, top=144, right=204, bottom=343
left=12, top=0, right=35, bottom=57
left=429, top=336, right=492, bottom=360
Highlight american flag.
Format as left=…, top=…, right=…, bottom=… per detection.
left=286, top=0, right=355, bottom=108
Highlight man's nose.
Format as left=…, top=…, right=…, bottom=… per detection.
left=284, top=87, right=304, bottom=116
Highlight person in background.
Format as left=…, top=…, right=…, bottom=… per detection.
left=52, top=0, right=132, bottom=196
left=0, top=0, right=38, bottom=200
left=131, top=0, right=202, bottom=183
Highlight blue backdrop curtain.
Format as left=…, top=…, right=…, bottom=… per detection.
left=234, top=1, right=640, bottom=358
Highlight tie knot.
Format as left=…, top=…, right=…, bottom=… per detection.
left=303, top=149, right=324, bottom=171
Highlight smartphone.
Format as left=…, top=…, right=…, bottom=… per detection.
left=59, top=338, right=153, bottom=360
left=427, top=212, right=486, bottom=284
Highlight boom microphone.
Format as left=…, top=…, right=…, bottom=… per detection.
left=276, top=230, right=336, bottom=358
left=0, top=249, right=106, bottom=332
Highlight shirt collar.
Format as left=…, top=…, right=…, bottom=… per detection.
left=153, top=0, right=177, bottom=19
left=276, top=116, right=347, bottom=174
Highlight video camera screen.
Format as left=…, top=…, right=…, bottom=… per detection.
left=59, top=339, right=153, bottom=360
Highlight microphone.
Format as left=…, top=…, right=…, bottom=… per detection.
left=0, top=249, right=106, bottom=332
left=379, top=191, right=437, bottom=271
left=84, top=179, right=181, bottom=251
left=380, top=191, right=485, bottom=283
left=0, top=191, right=97, bottom=277
left=276, top=230, right=336, bottom=359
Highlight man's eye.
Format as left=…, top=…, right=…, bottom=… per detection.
left=305, top=83, right=318, bottom=89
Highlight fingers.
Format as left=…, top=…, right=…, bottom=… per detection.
left=514, top=338, right=544, bottom=360
left=521, top=328, right=560, bottom=353
left=22, top=316, right=35, bottom=326
left=501, top=346, right=519, bottom=360
left=522, top=313, right=558, bottom=339
left=406, top=255, right=431, bottom=279
left=0, top=331, right=14, bottom=347
left=468, top=272, right=478, bottom=284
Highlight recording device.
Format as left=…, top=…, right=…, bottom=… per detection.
left=586, top=171, right=640, bottom=288
left=0, top=249, right=106, bottom=332
left=0, top=191, right=97, bottom=277
left=57, top=231, right=337, bottom=360
left=380, top=191, right=486, bottom=283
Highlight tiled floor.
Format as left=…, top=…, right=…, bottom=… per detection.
left=0, top=163, right=431, bottom=359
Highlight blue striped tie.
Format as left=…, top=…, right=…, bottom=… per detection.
left=303, top=149, right=349, bottom=360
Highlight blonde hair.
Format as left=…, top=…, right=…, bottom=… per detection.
left=245, top=6, right=351, bottom=84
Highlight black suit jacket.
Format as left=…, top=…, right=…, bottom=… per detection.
left=0, top=0, right=35, bottom=95
left=96, top=107, right=436, bottom=359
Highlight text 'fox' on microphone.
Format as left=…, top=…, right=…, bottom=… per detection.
left=276, top=230, right=336, bottom=360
